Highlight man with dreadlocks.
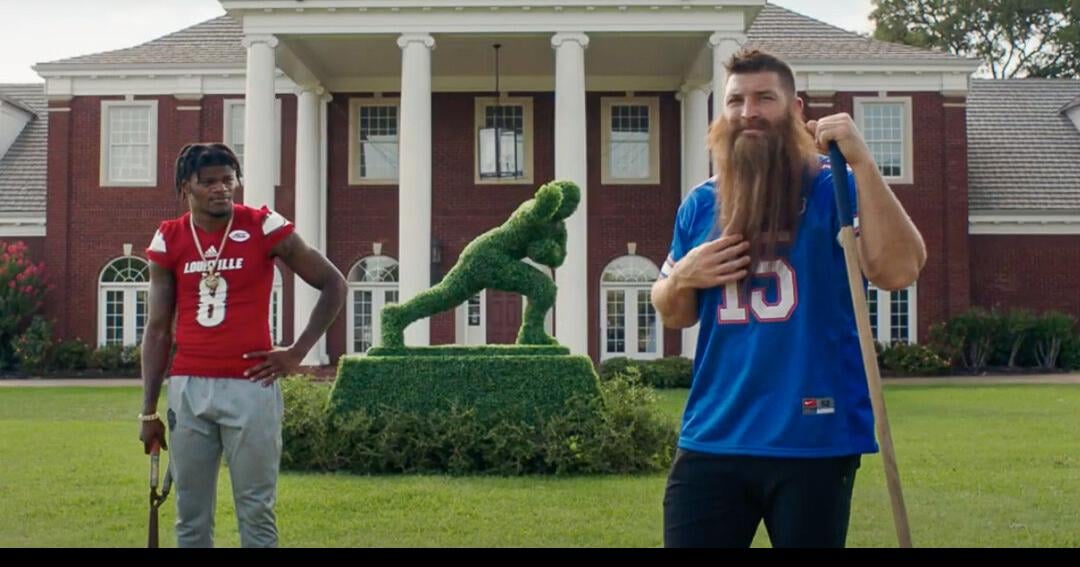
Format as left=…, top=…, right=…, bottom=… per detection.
left=138, top=143, right=346, bottom=548
left=651, top=49, right=926, bottom=547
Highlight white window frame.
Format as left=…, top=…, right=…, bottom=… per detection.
left=854, top=96, right=914, bottom=185
left=600, top=97, right=661, bottom=186
left=269, top=267, right=284, bottom=346
left=223, top=98, right=283, bottom=186
left=474, top=96, right=534, bottom=185
left=455, top=290, right=488, bottom=345
left=600, top=255, right=663, bottom=361
left=100, top=100, right=158, bottom=187
left=346, top=256, right=400, bottom=354
left=97, top=256, right=151, bottom=347
left=349, top=98, right=400, bottom=185
left=867, top=283, right=918, bottom=344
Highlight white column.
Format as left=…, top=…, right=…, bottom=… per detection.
left=680, top=83, right=711, bottom=200
left=241, top=34, right=279, bottom=209
left=551, top=32, right=590, bottom=356
left=397, top=33, right=435, bottom=346
left=678, top=83, right=711, bottom=359
left=294, top=84, right=326, bottom=365
left=709, top=33, right=745, bottom=124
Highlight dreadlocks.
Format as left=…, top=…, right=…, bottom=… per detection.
left=174, top=143, right=243, bottom=196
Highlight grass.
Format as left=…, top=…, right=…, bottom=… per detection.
left=0, top=383, right=1077, bottom=547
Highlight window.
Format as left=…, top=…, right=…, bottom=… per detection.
left=474, top=97, right=534, bottom=184
left=854, top=97, right=913, bottom=184
left=457, top=291, right=487, bottom=345
left=600, top=255, right=662, bottom=360
left=349, top=99, right=400, bottom=184
left=468, top=294, right=482, bottom=327
left=222, top=99, right=283, bottom=185
left=100, top=101, right=158, bottom=186
left=269, top=267, right=284, bottom=346
left=867, top=283, right=918, bottom=344
left=98, top=257, right=150, bottom=346
left=601, top=97, right=660, bottom=185
left=347, top=256, right=399, bottom=353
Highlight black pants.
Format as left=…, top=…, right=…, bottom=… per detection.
left=663, top=449, right=861, bottom=548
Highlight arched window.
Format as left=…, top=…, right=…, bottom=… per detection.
left=600, top=255, right=661, bottom=360
left=98, top=257, right=150, bottom=346
left=347, top=256, right=399, bottom=353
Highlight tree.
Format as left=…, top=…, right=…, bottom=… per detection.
left=871, top=0, right=1079, bottom=78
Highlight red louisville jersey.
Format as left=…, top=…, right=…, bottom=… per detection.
left=145, top=204, right=294, bottom=379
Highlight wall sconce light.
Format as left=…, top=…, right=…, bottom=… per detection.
left=431, top=238, right=442, bottom=265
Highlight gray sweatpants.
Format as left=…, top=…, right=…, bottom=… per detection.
left=167, top=376, right=284, bottom=548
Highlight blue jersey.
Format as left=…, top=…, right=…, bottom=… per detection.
left=661, top=156, right=877, bottom=458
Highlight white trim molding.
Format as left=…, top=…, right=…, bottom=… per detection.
left=0, top=216, right=46, bottom=237
left=227, top=1, right=753, bottom=35
left=348, top=97, right=401, bottom=185
left=853, top=96, right=914, bottom=185
left=99, top=99, right=159, bottom=187
left=969, top=213, right=1080, bottom=235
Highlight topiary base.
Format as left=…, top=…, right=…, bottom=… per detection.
left=329, top=348, right=599, bottom=425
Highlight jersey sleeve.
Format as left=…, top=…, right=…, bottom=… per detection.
left=259, top=206, right=296, bottom=255
left=145, top=221, right=176, bottom=270
left=660, top=194, right=699, bottom=280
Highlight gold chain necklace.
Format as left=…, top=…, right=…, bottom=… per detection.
left=188, top=212, right=234, bottom=293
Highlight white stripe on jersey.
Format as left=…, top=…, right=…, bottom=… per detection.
left=149, top=230, right=167, bottom=253
left=262, top=209, right=292, bottom=236
left=660, top=255, right=675, bottom=278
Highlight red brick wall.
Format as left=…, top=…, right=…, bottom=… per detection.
left=970, top=235, right=1080, bottom=318
left=586, top=91, right=684, bottom=361
left=42, top=94, right=296, bottom=344
left=0, top=237, right=45, bottom=262
left=808, top=92, right=968, bottom=341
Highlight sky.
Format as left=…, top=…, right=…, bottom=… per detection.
left=0, top=0, right=875, bottom=84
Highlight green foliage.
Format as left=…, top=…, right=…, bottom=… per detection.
left=871, top=0, right=1079, bottom=78
left=599, top=357, right=693, bottom=388
left=0, top=240, right=49, bottom=369
left=284, top=370, right=677, bottom=475
left=12, top=316, right=53, bottom=373
left=330, top=351, right=599, bottom=425
left=879, top=342, right=951, bottom=375
left=1029, top=311, right=1077, bottom=369
left=52, top=339, right=92, bottom=371
left=381, top=180, right=580, bottom=348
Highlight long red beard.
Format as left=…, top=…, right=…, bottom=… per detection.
left=709, top=109, right=818, bottom=278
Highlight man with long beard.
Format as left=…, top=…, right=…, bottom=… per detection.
left=651, top=49, right=926, bottom=548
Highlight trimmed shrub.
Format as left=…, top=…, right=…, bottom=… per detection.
left=53, top=339, right=92, bottom=371
left=330, top=349, right=600, bottom=425
left=599, top=356, right=692, bottom=388
left=879, top=342, right=950, bottom=376
left=13, top=316, right=53, bottom=373
left=283, top=368, right=677, bottom=475
left=1029, top=311, right=1077, bottom=370
left=381, top=181, right=580, bottom=347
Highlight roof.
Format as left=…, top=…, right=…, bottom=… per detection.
left=968, top=78, right=1080, bottom=212
left=744, top=4, right=973, bottom=65
left=0, top=84, right=47, bottom=216
left=35, top=3, right=973, bottom=70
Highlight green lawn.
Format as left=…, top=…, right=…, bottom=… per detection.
left=0, top=384, right=1077, bottom=547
